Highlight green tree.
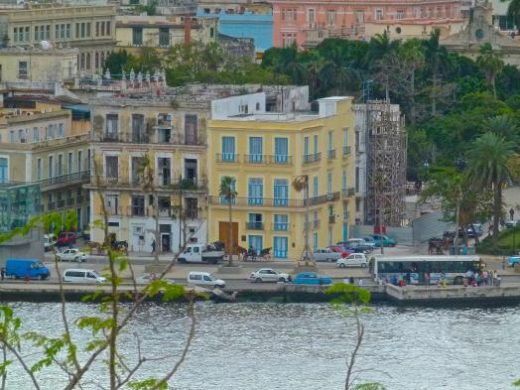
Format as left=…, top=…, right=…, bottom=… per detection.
left=398, top=39, right=425, bottom=124
left=467, top=132, right=517, bottom=239
left=476, top=43, right=504, bottom=99
left=103, top=50, right=137, bottom=76
left=485, top=115, right=520, bottom=147
left=506, top=0, right=520, bottom=33
left=367, top=31, right=401, bottom=101
left=219, top=176, right=237, bottom=266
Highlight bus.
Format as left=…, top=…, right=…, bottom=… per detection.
left=371, top=255, right=482, bottom=285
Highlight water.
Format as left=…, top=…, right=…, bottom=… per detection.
left=4, top=302, right=520, bottom=389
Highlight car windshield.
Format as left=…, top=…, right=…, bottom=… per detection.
left=34, top=262, right=44, bottom=268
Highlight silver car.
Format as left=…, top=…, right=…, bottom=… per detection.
left=313, top=248, right=342, bottom=262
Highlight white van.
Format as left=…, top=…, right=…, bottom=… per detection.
left=63, top=269, right=106, bottom=284
left=187, top=272, right=225, bottom=288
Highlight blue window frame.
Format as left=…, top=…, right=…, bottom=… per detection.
left=273, top=236, right=288, bottom=258
left=327, top=172, right=332, bottom=195
left=248, top=235, right=263, bottom=256
left=274, top=137, right=288, bottom=163
left=0, top=158, right=7, bottom=183
left=274, top=214, right=288, bottom=231
left=222, top=136, right=236, bottom=161
left=303, top=136, right=309, bottom=161
left=312, top=232, right=318, bottom=250
left=219, top=177, right=236, bottom=204
left=312, top=176, right=318, bottom=198
left=343, top=223, right=349, bottom=242
left=248, top=178, right=263, bottom=205
left=249, top=137, right=263, bottom=163
left=273, top=179, right=288, bottom=207
left=313, top=135, right=318, bottom=155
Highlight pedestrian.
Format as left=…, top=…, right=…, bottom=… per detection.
left=151, top=240, right=156, bottom=254
left=482, top=270, right=489, bottom=286
left=0, top=267, right=4, bottom=280
left=494, top=271, right=501, bottom=287
left=349, top=276, right=355, bottom=284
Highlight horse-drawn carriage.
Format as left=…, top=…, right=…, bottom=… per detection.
left=238, top=246, right=272, bottom=262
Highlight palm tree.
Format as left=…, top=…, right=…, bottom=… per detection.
left=476, top=43, right=504, bottom=99
left=467, top=133, right=517, bottom=239
left=423, top=30, right=451, bottom=116
left=485, top=115, right=520, bottom=147
left=368, top=31, right=401, bottom=101
left=292, top=175, right=314, bottom=266
left=219, top=176, right=237, bottom=266
left=399, top=39, right=425, bottom=125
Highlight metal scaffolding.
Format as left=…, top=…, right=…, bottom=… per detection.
left=365, top=100, right=407, bottom=227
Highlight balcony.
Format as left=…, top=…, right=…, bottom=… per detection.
left=343, top=146, right=352, bottom=156
left=245, top=154, right=266, bottom=164
left=38, top=170, right=90, bottom=190
left=303, top=153, right=321, bottom=164
left=67, top=198, right=74, bottom=206
left=209, top=194, right=340, bottom=208
left=94, top=132, right=203, bottom=146
left=342, top=188, right=356, bottom=197
left=328, top=149, right=336, bottom=160
left=128, top=206, right=148, bottom=217
left=216, top=153, right=240, bottom=163
left=243, top=155, right=293, bottom=165
left=185, top=208, right=198, bottom=219
left=272, top=223, right=289, bottom=232
left=246, top=221, right=264, bottom=230
left=328, top=215, right=336, bottom=224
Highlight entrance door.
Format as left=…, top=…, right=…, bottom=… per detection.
left=219, top=221, right=238, bottom=253
left=161, top=234, right=171, bottom=252
left=248, top=235, right=263, bottom=256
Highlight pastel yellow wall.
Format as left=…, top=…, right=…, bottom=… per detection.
left=207, top=98, right=356, bottom=260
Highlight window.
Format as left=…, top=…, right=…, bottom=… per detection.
left=106, top=114, right=118, bottom=138
left=87, top=149, right=91, bottom=170
left=328, top=131, right=333, bottom=152
left=303, top=136, right=309, bottom=159
left=131, top=195, right=145, bottom=216
left=273, top=237, right=288, bottom=258
left=159, top=27, right=169, bottom=47
left=48, top=156, right=53, bottom=178
left=312, top=232, right=318, bottom=250
left=57, top=155, right=63, bottom=176
left=18, top=61, right=28, bottom=79
left=222, top=136, right=236, bottom=161
left=95, top=21, right=99, bottom=36
left=248, top=235, right=263, bottom=256
left=248, top=213, right=263, bottom=229
left=273, top=179, right=288, bottom=207
left=274, top=214, right=288, bottom=231
left=80, top=23, right=85, bottom=38
left=342, top=170, right=347, bottom=191
left=9, top=131, right=14, bottom=143
left=184, top=114, right=198, bottom=145
left=248, top=178, right=263, bottom=206
left=105, top=156, right=118, bottom=180
left=274, top=137, right=288, bottom=163
left=327, top=10, right=336, bottom=26
left=355, top=167, right=360, bottom=192
left=158, top=157, right=171, bottom=186
left=131, top=114, right=145, bottom=143
left=101, top=21, right=105, bottom=36
left=106, top=194, right=119, bottom=215
left=58, top=123, right=64, bottom=138
left=396, top=9, right=405, bottom=19
left=132, top=27, right=143, bottom=46
left=106, top=21, right=111, bottom=35
left=86, top=22, right=91, bottom=37
left=308, top=8, right=315, bottom=25
left=355, top=10, right=364, bottom=23
left=68, top=152, right=73, bottom=174
left=249, top=137, right=263, bottom=163
left=185, top=198, right=198, bottom=219
left=45, top=25, right=50, bottom=39
left=375, top=9, right=383, bottom=21
left=66, top=24, right=71, bottom=38
left=327, top=172, right=332, bottom=195
left=0, top=158, right=7, bottom=183
left=78, top=151, right=83, bottom=172
left=313, top=134, right=318, bottom=155
left=343, top=128, right=349, bottom=154
left=34, top=26, right=39, bottom=41
left=75, top=23, right=80, bottom=38
left=312, top=176, right=318, bottom=198
left=37, top=158, right=42, bottom=181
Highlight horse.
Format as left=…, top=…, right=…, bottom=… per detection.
left=259, top=247, right=272, bottom=261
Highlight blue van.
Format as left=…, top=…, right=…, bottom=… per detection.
left=5, top=259, right=50, bottom=280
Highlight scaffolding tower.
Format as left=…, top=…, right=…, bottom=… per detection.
left=365, top=100, right=407, bottom=227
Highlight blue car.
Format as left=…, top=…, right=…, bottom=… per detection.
left=508, top=256, right=520, bottom=267
left=292, top=272, right=332, bottom=285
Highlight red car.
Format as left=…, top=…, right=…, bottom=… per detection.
left=56, top=232, right=77, bottom=247
left=327, top=245, right=353, bottom=257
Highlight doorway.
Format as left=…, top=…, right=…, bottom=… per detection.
left=219, top=221, right=238, bottom=253
left=161, top=233, right=171, bottom=252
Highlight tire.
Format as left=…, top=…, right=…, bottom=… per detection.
left=39, top=275, right=45, bottom=281
left=74, top=257, right=80, bottom=263
left=178, top=258, right=186, bottom=264
left=278, top=277, right=286, bottom=283
left=255, top=277, right=262, bottom=283
left=339, top=263, right=346, bottom=269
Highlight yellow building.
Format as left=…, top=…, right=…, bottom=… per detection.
left=0, top=100, right=91, bottom=229
left=0, top=4, right=116, bottom=74
left=88, top=95, right=209, bottom=253
left=208, top=94, right=356, bottom=260
left=115, top=15, right=218, bottom=52
left=0, top=47, right=78, bottom=84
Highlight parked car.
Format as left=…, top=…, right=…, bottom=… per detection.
left=348, top=238, right=375, bottom=249
left=508, top=255, right=520, bottom=267
left=136, top=273, right=175, bottom=285
left=327, top=245, right=353, bottom=257
left=56, top=248, right=87, bottom=263
left=178, top=244, right=225, bottom=264
left=337, top=242, right=368, bottom=254
left=345, top=238, right=374, bottom=253
left=362, top=236, right=377, bottom=247
left=5, top=259, right=50, bottom=280
left=371, top=234, right=396, bottom=247
left=43, top=234, right=56, bottom=252
left=336, top=253, right=369, bottom=268
left=56, top=232, right=77, bottom=247
left=292, top=272, right=332, bottom=285
left=63, top=269, right=106, bottom=284
left=249, top=268, right=290, bottom=283
left=313, top=248, right=342, bottom=262
left=457, top=224, right=483, bottom=238
left=187, top=271, right=225, bottom=288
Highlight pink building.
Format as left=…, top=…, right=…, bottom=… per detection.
left=271, top=0, right=467, bottom=48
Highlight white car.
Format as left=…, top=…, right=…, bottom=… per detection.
left=187, top=272, right=225, bottom=289
left=249, top=268, right=290, bottom=283
left=43, top=234, right=56, bottom=252
left=56, top=248, right=87, bottom=262
left=136, top=273, right=175, bottom=285
left=336, top=253, right=368, bottom=268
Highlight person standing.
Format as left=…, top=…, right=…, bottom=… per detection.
left=1, top=267, right=5, bottom=281
left=151, top=240, right=156, bottom=254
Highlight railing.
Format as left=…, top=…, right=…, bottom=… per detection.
left=343, top=146, right=352, bottom=156
left=329, top=215, right=336, bottom=224
left=67, top=198, right=74, bottom=206
left=342, top=188, right=356, bottom=198
left=127, top=206, right=148, bottom=217
left=243, top=155, right=294, bottom=165
left=57, top=199, right=65, bottom=208
left=38, top=170, right=90, bottom=188
left=93, top=132, right=204, bottom=146
left=208, top=194, right=339, bottom=208
left=273, top=250, right=288, bottom=258
left=328, top=149, right=336, bottom=160
left=303, top=153, right=321, bottom=164
left=246, top=222, right=264, bottom=230
left=48, top=202, right=55, bottom=210
left=244, top=154, right=266, bottom=164
left=216, top=153, right=240, bottom=163
left=272, top=223, right=289, bottom=232
left=94, top=177, right=206, bottom=191
left=185, top=208, right=198, bottom=219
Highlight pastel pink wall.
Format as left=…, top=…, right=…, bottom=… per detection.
left=272, top=0, right=463, bottom=47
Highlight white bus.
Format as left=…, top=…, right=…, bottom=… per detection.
left=371, top=255, right=482, bottom=285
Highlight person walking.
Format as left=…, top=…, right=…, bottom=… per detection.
left=151, top=240, right=156, bottom=254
